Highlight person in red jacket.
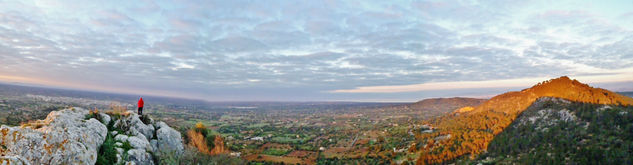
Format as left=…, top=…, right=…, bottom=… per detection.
left=138, top=97, right=144, bottom=116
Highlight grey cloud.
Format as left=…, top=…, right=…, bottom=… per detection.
left=0, top=0, right=631, bottom=101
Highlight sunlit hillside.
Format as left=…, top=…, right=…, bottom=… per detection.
left=415, top=76, right=633, bottom=164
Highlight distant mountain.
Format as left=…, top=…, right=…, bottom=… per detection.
left=478, top=97, right=633, bottom=164
left=415, top=76, right=633, bottom=164
left=371, top=97, right=486, bottom=121
left=620, top=91, right=633, bottom=98
left=0, top=82, right=209, bottom=106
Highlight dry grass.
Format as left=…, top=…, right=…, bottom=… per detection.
left=187, top=129, right=210, bottom=154
left=20, top=120, right=47, bottom=129
left=104, top=103, right=131, bottom=117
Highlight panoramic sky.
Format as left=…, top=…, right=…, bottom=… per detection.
left=1, top=0, right=633, bottom=101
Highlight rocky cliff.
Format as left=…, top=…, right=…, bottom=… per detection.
left=0, top=107, right=184, bottom=165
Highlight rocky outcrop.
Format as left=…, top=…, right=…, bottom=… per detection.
left=114, top=113, right=155, bottom=140
left=109, top=111, right=184, bottom=165
left=0, top=108, right=185, bottom=165
left=0, top=107, right=107, bottom=165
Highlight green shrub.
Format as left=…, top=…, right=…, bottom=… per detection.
left=84, top=113, right=96, bottom=120
left=205, top=135, right=216, bottom=150
left=96, top=134, right=117, bottom=165
left=122, top=140, right=133, bottom=151
left=141, top=114, right=152, bottom=125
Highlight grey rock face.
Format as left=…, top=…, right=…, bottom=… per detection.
left=150, top=139, right=159, bottom=153
left=127, top=135, right=152, bottom=151
left=127, top=149, right=154, bottom=165
left=155, top=121, right=185, bottom=155
left=0, top=108, right=107, bottom=165
left=99, top=113, right=111, bottom=125
left=115, top=134, right=129, bottom=142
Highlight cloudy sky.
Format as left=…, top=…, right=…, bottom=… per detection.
left=1, top=0, right=633, bottom=102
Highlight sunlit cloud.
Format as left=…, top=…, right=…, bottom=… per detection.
left=331, top=68, right=633, bottom=93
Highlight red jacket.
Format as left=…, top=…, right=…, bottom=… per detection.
left=138, top=98, right=144, bottom=107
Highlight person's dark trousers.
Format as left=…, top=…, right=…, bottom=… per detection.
left=138, top=107, right=143, bottom=116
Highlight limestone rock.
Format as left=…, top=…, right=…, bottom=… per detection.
left=127, top=135, right=152, bottom=151
left=155, top=121, right=185, bottom=155
left=99, top=113, right=111, bottom=125
left=127, top=149, right=154, bottom=165
left=150, top=139, right=159, bottom=153
left=1, top=108, right=185, bottom=165
left=115, top=134, right=129, bottom=142
left=155, top=121, right=169, bottom=130
left=0, top=107, right=107, bottom=165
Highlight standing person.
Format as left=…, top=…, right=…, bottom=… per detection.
left=138, top=97, right=144, bottom=116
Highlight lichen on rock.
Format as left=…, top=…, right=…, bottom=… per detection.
left=0, top=107, right=107, bottom=165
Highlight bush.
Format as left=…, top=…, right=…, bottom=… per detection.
left=85, top=108, right=103, bottom=123
left=96, top=133, right=117, bottom=165
left=141, top=114, right=152, bottom=125
left=122, top=140, right=133, bottom=151
left=206, top=135, right=216, bottom=150
left=195, top=122, right=208, bottom=136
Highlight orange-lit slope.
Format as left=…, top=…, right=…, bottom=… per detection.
left=416, top=76, right=633, bottom=164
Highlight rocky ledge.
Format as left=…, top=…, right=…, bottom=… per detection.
left=0, top=107, right=184, bottom=165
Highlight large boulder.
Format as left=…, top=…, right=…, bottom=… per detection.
left=99, top=113, right=111, bottom=125
left=155, top=121, right=185, bottom=155
left=0, top=107, right=107, bottom=165
left=127, top=135, right=152, bottom=151
left=127, top=149, right=154, bottom=165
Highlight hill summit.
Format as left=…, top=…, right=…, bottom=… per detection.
left=473, top=76, right=633, bottom=115
left=415, top=76, right=633, bottom=164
